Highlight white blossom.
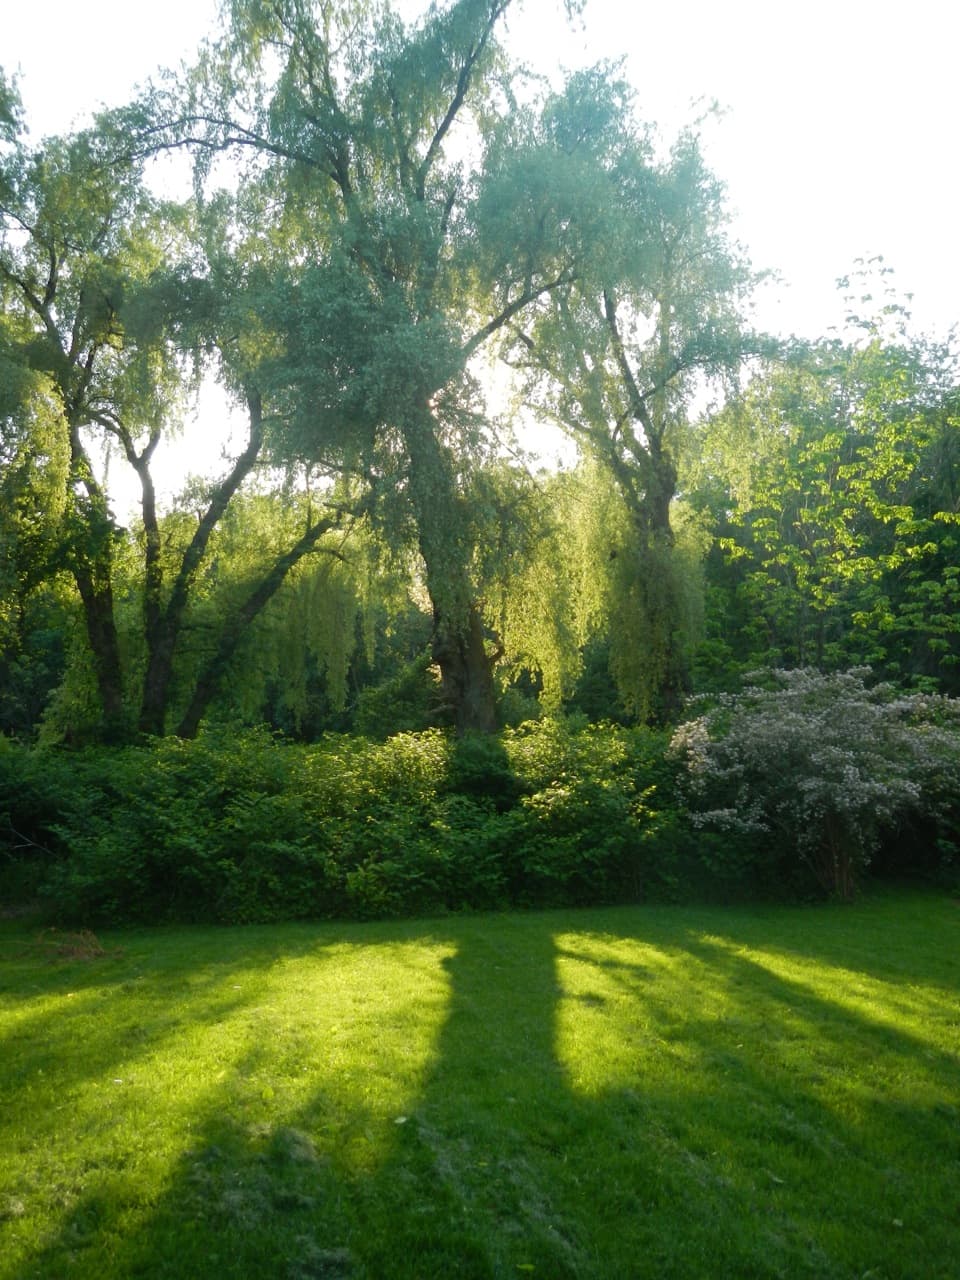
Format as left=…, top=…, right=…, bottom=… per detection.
left=672, top=668, right=960, bottom=897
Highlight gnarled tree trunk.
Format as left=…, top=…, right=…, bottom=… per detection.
left=404, top=409, right=498, bottom=733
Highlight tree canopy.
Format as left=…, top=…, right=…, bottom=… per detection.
left=1, top=4, right=958, bottom=745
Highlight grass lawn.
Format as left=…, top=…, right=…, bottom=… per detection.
left=0, top=889, right=958, bottom=1279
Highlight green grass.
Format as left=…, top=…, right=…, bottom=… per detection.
left=1, top=890, right=958, bottom=1279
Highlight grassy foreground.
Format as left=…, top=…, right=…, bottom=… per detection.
left=0, top=891, right=957, bottom=1279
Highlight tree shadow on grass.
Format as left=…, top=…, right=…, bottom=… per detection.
left=671, top=888, right=960, bottom=993
left=5, top=906, right=959, bottom=1279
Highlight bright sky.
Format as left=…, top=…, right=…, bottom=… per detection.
left=5, top=0, right=959, bottom=504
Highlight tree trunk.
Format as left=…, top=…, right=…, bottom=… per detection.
left=403, top=410, right=498, bottom=733
left=643, top=445, right=687, bottom=723
left=73, top=563, right=126, bottom=739
left=601, top=287, right=690, bottom=723
left=66, top=432, right=127, bottom=740
left=432, top=601, right=499, bottom=734
left=138, top=392, right=265, bottom=737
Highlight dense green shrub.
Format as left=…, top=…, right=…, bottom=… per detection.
left=671, top=668, right=960, bottom=899
left=0, top=736, right=80, bottom=901
left=352, top=652, right=448, bottom=739
left=1, top=721, right=706, bottom=924
left=13, top=686, right=950, bottom=925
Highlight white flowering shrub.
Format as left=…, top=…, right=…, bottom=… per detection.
left=670, top=668, right=960, bottom=899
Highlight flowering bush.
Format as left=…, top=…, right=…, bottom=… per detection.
left=671, top=668, right=960, bottom=899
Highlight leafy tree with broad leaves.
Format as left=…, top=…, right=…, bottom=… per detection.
left=692, top=313, right=960, bottom=691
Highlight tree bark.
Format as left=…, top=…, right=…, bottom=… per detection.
left=403, top=410, right=498, bottom=734
left=73, top=560, right=126, bottom=739
left=66, top=429, right=127, bottom=740
left=138, top=392, right=264, bottom=736
left=432, top=601, right=499, bottom=734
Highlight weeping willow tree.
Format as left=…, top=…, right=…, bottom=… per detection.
left=38, top=490, right=406, bottom=741
left=464, top=461, right=580, bottom=712
left=0, top=106, right=185, bottom=737
left=603, top=498, right=709, bottom=720
left=505, top=76, right=762, bottom=721
left=0, top=77, right=374, bottom=741
left=150, top=482, right=375, bottom=738
left=491, top=460, right=707, bottom=721
left=457, top=454, right=707, bottom=721
left=189, top=495, right=421, bottom=734
left=120, top=0, right=605, bottom=732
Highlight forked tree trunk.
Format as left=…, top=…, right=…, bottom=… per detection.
left=138, top=392, right=265, bottom=737
left=175, top=512, right=339, bottom=738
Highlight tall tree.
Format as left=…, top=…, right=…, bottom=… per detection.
left=0, top=119, right=178, bottom=736
left=505, top=85, right=759, bottom=720
left=0, top=326, right=72, bottom=734
left=0, top=97, right=359, bottom=740
left=127, top=0, right=588, bottom=731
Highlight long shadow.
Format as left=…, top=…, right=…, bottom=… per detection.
left=2, top=918, right=464, bottom=1280
left=357, top=919, right=577, bottom=1277
left=670, top=888, right=960, bottom=992
left=0, top=920, right=413, bottom=1279
left=678, top=928, right=959, bottom=1069
left=6, top=906, right=959, bottom=1279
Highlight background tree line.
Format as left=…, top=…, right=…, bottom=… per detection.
left=1, top=3, right=958, bottom=750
